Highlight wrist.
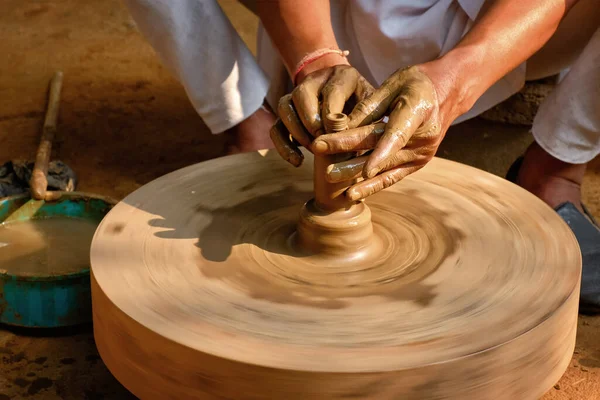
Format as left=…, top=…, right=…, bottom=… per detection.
left=419, top=47, right=484, bottom=121
left=295, top=53, right=350, bottom=85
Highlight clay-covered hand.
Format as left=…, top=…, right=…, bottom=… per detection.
left=270, top=65, right=375, bottom=167
left=312, top=66, right=443, bottom=201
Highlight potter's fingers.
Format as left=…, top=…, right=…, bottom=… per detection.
left=270, top=119, right=304, bottom=167
left=313, top=123, right=385, bottom=154
left=363, top=96, right=424, bottom=179
left=326, top=155, right=369, bottom=183
left=292, top=69, right=332, bottom=136
left=354, top=75, right=375, bottom=102
left=329, top=149, right=417, bottom=183
left=347, top=73, right=403, bottom=129
left=278, top=94, right=314, bottom=150
left=327, top=148, right=420, bottom=183
left=321, top=67, right=358, bottom=121
left=291, top=136, right=302, bottom=148
left=346, top=163, right=425, bottom=201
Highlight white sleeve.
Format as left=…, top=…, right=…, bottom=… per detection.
left=123, top=0, right=270, bottom=133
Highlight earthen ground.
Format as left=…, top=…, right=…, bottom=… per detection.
left=0, top=1, right=598, bottom=398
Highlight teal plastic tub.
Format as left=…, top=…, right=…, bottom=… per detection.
left=0, top=192, right=115, bottom=328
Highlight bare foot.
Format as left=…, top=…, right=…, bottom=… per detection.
left=516, top=141, right=587, bottom=212
left=224, top=103, right=276, bottom=155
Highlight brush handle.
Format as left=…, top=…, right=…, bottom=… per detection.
left=30, top=71, right=63, bottom=200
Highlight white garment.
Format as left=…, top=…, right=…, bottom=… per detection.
left=124, top=0, right=599, bottom=164
left=124, top=0, right=522, bottom=132
left=258, top=0, right=525, bottom=124
left=348, top=0, right=525, bottom=123
left=123, top=0, right=269, bottom=134
left=532, top=27, right=600, bottom=164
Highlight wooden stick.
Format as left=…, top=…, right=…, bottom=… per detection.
left=30, top=71, right=63, bottom=200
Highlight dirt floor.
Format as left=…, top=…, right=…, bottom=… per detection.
left=0, top=0, right=599, bottom=399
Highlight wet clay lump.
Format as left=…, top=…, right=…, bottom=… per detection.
left=90, top=147, right=581, bottom=399
left=298, top=112, right=373, bottom=257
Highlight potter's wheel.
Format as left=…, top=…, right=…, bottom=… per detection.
left=90, top=149, right=580, bottom=399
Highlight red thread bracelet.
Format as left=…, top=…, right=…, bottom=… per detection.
left=292, top=48, right=350, bottom=85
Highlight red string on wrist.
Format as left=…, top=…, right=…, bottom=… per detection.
left=292, top=48, right=350, bottom=85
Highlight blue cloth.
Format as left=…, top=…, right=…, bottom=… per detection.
left=0, top=160, right=77, bottom=198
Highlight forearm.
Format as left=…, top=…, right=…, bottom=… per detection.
left=427, top=0, right=578, bottom=117
left=256, top=0, right=348, bottom=81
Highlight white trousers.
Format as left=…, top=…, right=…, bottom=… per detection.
left=123, top=0, right=600, bottom=164
left=532, top=27, right=600, bottom=164
left=122, top=0, right=269, bottom=134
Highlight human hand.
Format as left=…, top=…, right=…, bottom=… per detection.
left=270, top=65, right=375, bottom=167
left=311, top=65, right=449, bottom=201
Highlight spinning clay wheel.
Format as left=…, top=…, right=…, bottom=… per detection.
left=91, top=128, right=581, bottom=398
